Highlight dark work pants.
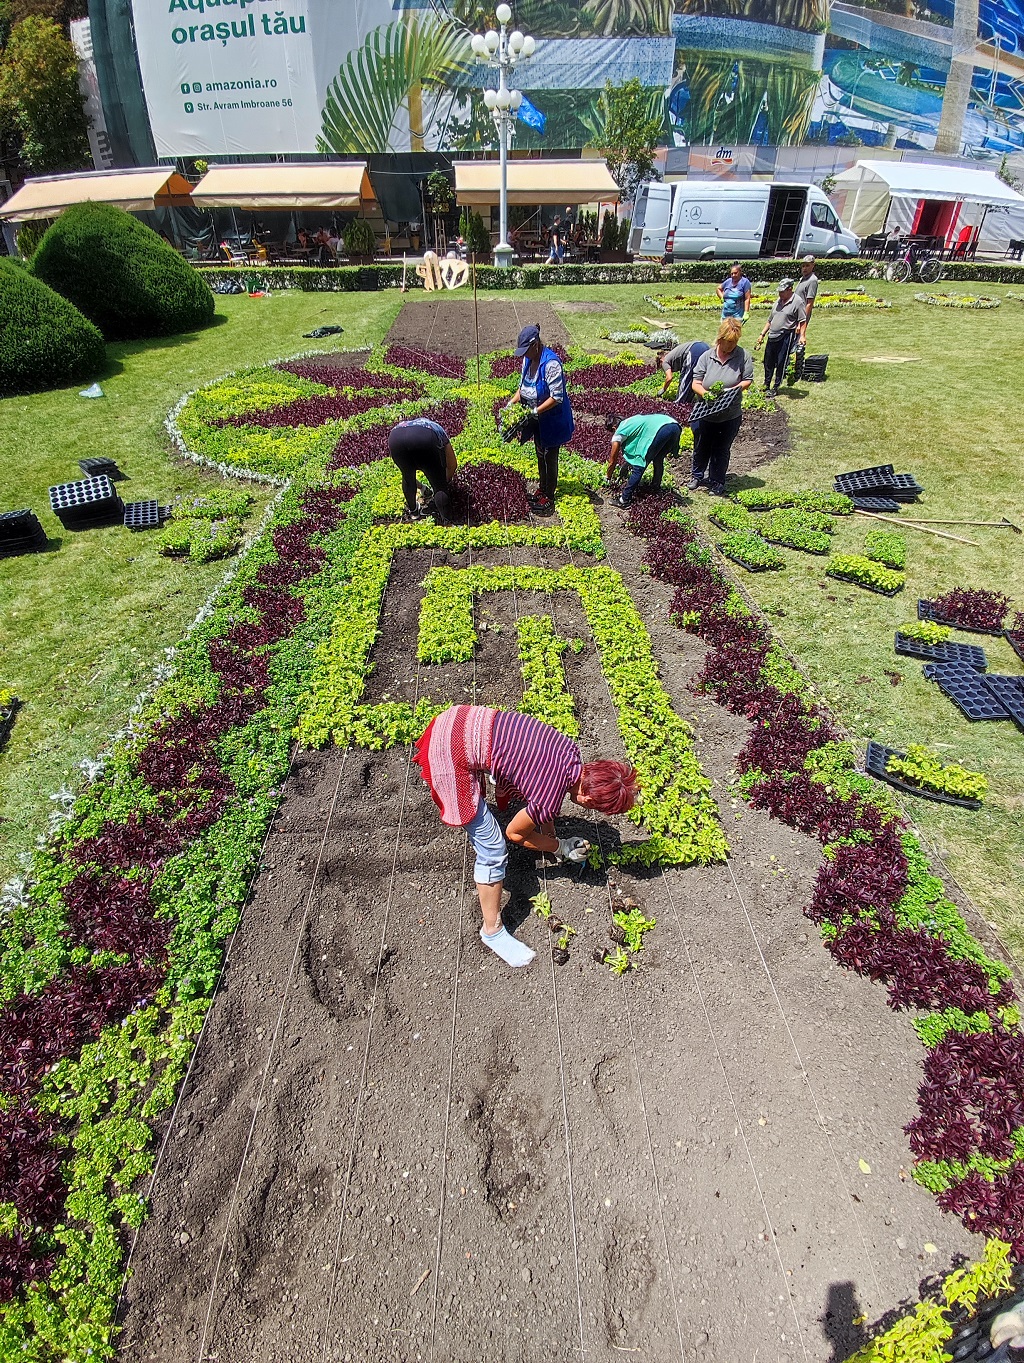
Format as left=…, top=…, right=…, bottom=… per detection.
left=387, top=427, right=451, bottom=522
left=620, top=422, right=681, bottom=505
left=764, top=332, right=795, bottom=389
left=692, top=416, right=742, bottom=488
left=534, top=441, right=560, bottom=500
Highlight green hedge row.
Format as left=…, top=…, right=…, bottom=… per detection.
left=199, top=257, right=1024, bottom=292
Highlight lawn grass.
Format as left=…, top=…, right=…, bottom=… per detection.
left=543, top=279, right=1024, bottom=959
left=0, top=288, right=403, bottom=881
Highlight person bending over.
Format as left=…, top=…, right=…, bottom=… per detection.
left=387, top=416, right=457, bottom=523
left=688, top=319, right=754, bottom=496
left=604, top=413, right=682, bottom=509
left=657, top=338, right=710, bottom=402
left=415, top=705, right=637, bottom=968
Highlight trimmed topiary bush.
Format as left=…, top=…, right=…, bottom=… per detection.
left=0, top=258, right=105, bottom=396
left=31, top=201, right=215, bottom=340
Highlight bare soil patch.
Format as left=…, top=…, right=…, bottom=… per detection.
left=118, top=492, right=979, bottom=1363
left=385, top=298, right=571, bottom=358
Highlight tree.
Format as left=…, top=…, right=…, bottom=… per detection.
left=0, top=16, right=90, bottom=172
left=596, top=78, right=664, bottom=203
left=8, top=0, right=88, bottom=28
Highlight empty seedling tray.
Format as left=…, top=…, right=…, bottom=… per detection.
left=0, top=509, right=46, bottom=556
left=980, top=674, right=1024, bottom=729
left=894, top=634, right=987, bottom=669
left=918, top=599, right=1008, bottom=637
left=123, top=499, right=162, bottom=531
left=851, top=496, right=902, bottom=512
left=923, top=662, right=1011, bottom=720
left=864, top=740, right=983, bottom=809
left=79, top=456, right=121, bottom=477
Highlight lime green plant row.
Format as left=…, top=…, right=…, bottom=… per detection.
left=864, top=528, right=907, bottom=570
left=826, top=553, right=905, bottom=594
left=844, top=1238, right=1014, bottom=1363
left=644, top=289, right=890, bottom=313
left=887, top=745, right=988, bottom=803
left=733, top=486, right=854, bottom=515
left=897, top=620, right=952, bottom=645
left=516, top=616, right=578, bottom=738
left=411, top=561, right=726, bottom=868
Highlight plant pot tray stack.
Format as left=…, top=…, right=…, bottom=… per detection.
left=78, top=457, right=121, bottom=479
left=834, top=465, right=924, bottom=503
left=0, top=509, right=47, bottom=557
left=864, top=739, right=983, bottom=809
left=48, top=476, right=124, bottom=531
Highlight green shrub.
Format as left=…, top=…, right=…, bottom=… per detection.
left=0, top=257, right=105, bottom=396
left=31, top=201, right=215, bottom=340
left=343, top=217, right=376, bottom=259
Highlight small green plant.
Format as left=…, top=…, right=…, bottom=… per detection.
left=605, top=944, right=632, bottom=975
left=530, top=890, right=553, bottom=919
left=613, top=907, right=656, bottom=952
left=570, top=638, right=585, bottom=654
left=826, top=554, right=904, bottom=595
left=0, top=687, right=14, bottom=711
left=897, top=620, right=951, bottom=644
left=864, top=529, right=906, bottom=570
left=717, top=531, right=785, bottom=571
left=886, top=745, right=987, bottom=802
left=157, top=517, right=243, bottom=563
left=700, top=380, right=725, bottom=403
left=556, top=923, right=576, bottom=950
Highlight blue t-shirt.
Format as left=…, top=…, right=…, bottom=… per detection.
left=720, top=276, right=751, bottom=319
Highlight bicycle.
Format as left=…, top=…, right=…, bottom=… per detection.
left=885, top=243, right=946, bottom=284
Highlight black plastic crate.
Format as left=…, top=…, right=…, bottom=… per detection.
left=925, top=662, right=1011, bottom=720
left=864, top=740, right=983, bottom=809
left=918, top=599, right=1008, bottom=637
left=981, top=674, right=1024, bottom=728
left=48, top=476, right=123, bottom=529
left=894, top=634, right=987, bottom=669
left=851, top=495, right=902, bottom=512
left=78, top=456, right=121, bottom=478
left=123, top=499, right=162, bottom=531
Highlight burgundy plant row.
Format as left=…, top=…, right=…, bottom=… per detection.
left=625, top=497, right=1024, bottom=1256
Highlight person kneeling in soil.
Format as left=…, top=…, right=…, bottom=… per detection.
left=387, top=416, right=458, bottom=524
left=414, top=705, right=638, bottom=968
left=603, top=413, right=682, bottom=509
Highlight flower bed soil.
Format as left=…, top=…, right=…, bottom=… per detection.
left=118, top=495, right=980, bottom=1363
left=383, top=297, right=572, bottom=360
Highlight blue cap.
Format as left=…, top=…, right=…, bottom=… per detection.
left=514, top=324, right=541, bottom=357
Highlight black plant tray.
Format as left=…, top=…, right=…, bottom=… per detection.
left=0, top=700, right=18, bottom=752
left=123, top=499, right=162, bottom=531
left=720, top=549, right=783, bottom=573
left=851, top=496, right=902, bottom=512
left=826, top=569, right=903, bottom=596
left=918, top=599, right=1008, bottom=636
left=49, top=476, right=123, bottom=530
left=0, top=509, right=46, bottom=557
left=924, top=662, right=1011, bottom=720
left=981, top=674, right=1024, bottom=729
left=864, top=740, right=982, bottom=809
left=894, top=634, right=987, bottom=669
left=834, top=463, right=895, bottom=490
left=79, top=457, right=121, bottom=478
left=1004, top=631, right=1024, bottom=665
left=764, top=538, right=830, bottom=555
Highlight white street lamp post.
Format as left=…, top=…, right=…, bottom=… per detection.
left=471, top=5, right=534, bottom=269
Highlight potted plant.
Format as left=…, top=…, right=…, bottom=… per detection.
left=343, top=217, right=377, bottom=264
left=599, top=209, right=627, bottom=263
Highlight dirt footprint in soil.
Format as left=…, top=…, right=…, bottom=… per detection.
left=300, top=913, right=379, bottom=1023
left=602, top=1218, right=656, bottom=1347
left=465, top=1035, right=551, bottom=1223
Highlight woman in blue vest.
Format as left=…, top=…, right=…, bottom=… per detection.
left=504, top=323, right=574, bottom=516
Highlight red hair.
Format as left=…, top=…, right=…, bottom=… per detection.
left=580, top=761, right=639, bottom=815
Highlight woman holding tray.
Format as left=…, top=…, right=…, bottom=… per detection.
left=415, top=705, right=637, bottom=967
left=503, top=323, right=574, bottom=517
left=688, top=319, right=754, bottom=496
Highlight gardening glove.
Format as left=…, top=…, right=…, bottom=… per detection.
left=556, top=837, right=590, bottom=864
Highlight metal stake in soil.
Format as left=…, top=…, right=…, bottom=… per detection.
left=472, top=252, right=481, bottom=389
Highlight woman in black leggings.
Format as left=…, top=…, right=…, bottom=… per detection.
left=387, top=417, right=457, bottom=523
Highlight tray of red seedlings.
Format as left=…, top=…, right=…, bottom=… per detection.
left=864, top=740, right=983, bottom=810
left=918, top=587, right=1011, bottom=637
left=1006, top=611, right=1024, bottom=665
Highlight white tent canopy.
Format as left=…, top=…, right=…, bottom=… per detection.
left=454, top=159, right=619, bottom=206
left=832, top=159, right=1024, bottom=235
left=190, top=162, right=375, bottom=211
left=0, top=167, right=194, bottom=222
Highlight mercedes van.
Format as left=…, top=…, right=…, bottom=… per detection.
left=630, top=181, right=859, bottom=260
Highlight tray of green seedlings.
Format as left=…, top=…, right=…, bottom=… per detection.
left=865, top=740, right=986, bottom=809
left=733, top=487, right=853, bottom=516
left=717, top=531, right=785, bottom=572
left=864, top=528, right=907, bottom=570
left=708, top=501, right=751, bottom=532
left=757, top=508, right=835, bottom=554
left=826, top=553, right=905, bottom=596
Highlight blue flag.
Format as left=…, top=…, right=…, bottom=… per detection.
left=517, top=95, right=546, bottom=133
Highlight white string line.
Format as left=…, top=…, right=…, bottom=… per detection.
left=196, top=746, right=351, bottom=1363
left=111, top=739, right=302, bottom=1347
left=588, top=815, right=686, bottom=1363
left=725, top=860, right=885, bottom=1304
left=319, top=544, right=437, bottom=1363
left=659, top=865, right=811, bottom=1363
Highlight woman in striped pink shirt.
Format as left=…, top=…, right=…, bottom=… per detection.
left=414, top=705, right=638, bottom=967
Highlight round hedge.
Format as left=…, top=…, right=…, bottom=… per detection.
left=31, top=201, right=215, bottom=340
left=0, top=258, right=106, bottom=396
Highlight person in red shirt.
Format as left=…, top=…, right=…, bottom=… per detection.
left=415, top=706, right=638, bottom=967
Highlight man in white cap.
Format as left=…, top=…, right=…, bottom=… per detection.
left=794, top=255, right=819, bottom=336
left=754, top=278, right=805, bottom=397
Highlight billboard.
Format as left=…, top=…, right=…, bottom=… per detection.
left=129, top=0, right=1024, bottom=164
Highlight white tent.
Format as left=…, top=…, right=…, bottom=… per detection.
left=831, top=159, right=1024, bottom=251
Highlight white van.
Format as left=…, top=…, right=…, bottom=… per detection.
left=630, top=181, right=859, bottom=260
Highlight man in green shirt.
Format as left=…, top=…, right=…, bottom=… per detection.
left=603, top=413, right=682, bottom=508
